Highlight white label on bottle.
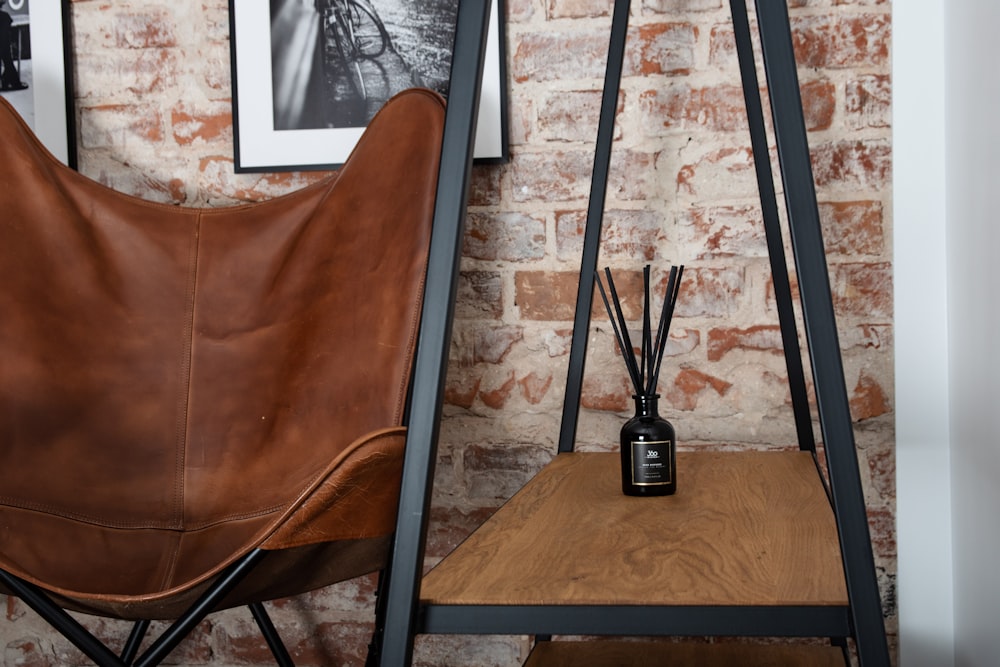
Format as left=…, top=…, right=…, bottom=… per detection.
left=630, top=440, right=673, bottom=486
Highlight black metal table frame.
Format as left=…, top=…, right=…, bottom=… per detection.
left=377, top=1, right=891, bottom=665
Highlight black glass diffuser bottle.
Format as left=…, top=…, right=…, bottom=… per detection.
left=596, top=263, right=685, bottom=498
left=620, top=393, right=676, bottom=496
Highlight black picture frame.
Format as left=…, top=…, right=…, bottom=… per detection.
left=0, top=0, right=75, bottom=168
left=229, top=0, right=508, bottom=173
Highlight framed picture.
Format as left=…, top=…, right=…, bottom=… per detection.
left=0, top=0, right=75, bottom=167
left=229, top=0, right=508, bottom=172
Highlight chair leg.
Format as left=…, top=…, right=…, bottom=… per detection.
left=0, top=567, right=127, bottom=666
left=133, top=549, right=269, bottom=667
left=249, top=602, right=295, bottom=666
left=121, top=620, right=151, bottom=664
left=365, top=569, right=389, bottom=667
left=2, top=551, right=271, bottom=667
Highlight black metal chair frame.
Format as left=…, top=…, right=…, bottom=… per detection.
left=0, top=0, right=492, bottom=664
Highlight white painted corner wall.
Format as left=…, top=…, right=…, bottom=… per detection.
left=895, top=1, right=1000, bottom=665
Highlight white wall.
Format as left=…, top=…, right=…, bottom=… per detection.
left=893, top=1, right=955, bottom=664
left=896, top=1, right=1000, bottom=665
left=943, top=3, right=1000, bottom=666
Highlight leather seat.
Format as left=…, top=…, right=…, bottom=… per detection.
left=0, top=88, right=444, bottom=622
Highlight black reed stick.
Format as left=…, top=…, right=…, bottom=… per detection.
left=594, top=271, right=642, bottom=394
left=603, top=267, right=642, bottom=392
left=641, top=265, right=651, bottom=393
left=648, top=265, right=684, bottom=396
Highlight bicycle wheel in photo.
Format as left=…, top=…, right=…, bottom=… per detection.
left=340, top=0, right=388, bottom=59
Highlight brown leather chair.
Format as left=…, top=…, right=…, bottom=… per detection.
left=0, top=87, right=446, bottom=665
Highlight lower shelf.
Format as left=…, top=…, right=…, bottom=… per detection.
left=522, top=640, right=847, bottom=666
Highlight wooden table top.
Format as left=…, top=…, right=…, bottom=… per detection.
left=421, top=450, right=848, bottom=608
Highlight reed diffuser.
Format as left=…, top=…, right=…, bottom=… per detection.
left=595, top=264, right=684, bottom=496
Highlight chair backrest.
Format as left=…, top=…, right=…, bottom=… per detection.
left=0, top=89, right=445, bottom=600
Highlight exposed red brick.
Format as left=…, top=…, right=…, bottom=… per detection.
left=537, top=89, right=619, bottom=143
left=707, top=24, right=739, bottom=66
left=676, top=147, right=757, bottom=200
left=672, top=267, right=745, bottom=318
left=515, top=271, right=581, bottom=321
left=5, top=640, right=52, bottom=667
left=840, top=324, right=893, bottom=351
left=630, top=23, right=698, bottom=77
left=171, top=102, right=232, bottom=145
left=80, top=104, right=164, bottom=147
left=866, top=506, right=896, bottom=560
left=790, top=14, right=891, bottom=69
left=426, top=505, right=497, bottom=558
left=97, top=168, right=188, bottom=205
left=639, top=79, right=831, bottom=134
left=469, top=164, right=503, bottom=207
left=665, top=367, right=733, bottom=411
left=445, top=371, right=482, bottom=409
left=678, top=205, right=767, bottom=259
left=707, top=325, right=784, bottom=362
left=850, top=371, right=890, bottom=421
left=831, top=262, right=893, bottom=320
left=509, top=149, right=594, bottom=203
left=464, top=211, right=545, bottom=262
left=463, top=443, right=552, bottom=499
left=456, top=271, right=503, bottom=319
left=846, top=74, right=891, bottom=129
left=221, top=617, right=372, bottom=666
left=124, top=49, right=179, bottom=95
left=547, top=0, right=611, bottom=19
left=582, top=373, right=633, bottom=413
left=479, top=371, right=518, bottom=409
left=543, top=328, right=575, bottom=357
left=819, top=200, right=885, bottom=256
left=508, top=92, right=534, bottom=145
left=708, top=12, right=892, bottom=69
left=800, top=79, right=837, bottom=131
left=610, top=149, right=658, bottom=201
left=511, top=30, right=609, bottom=83
left=506, top=0, right=536, bottom=22
left=811, top=140, right=892, bottom=191
left=864, top=437, right=896, bottom=501
left=662, top=328, right=701, bottom=358
left=639, top=84, right=747, bottom=134
left=645, top=0, right=722, bottom=12
left=519, top=371, right=554, bottom=404
left=473, top=326, right=524, bottom=364
left=113, top=9, right=178, bottom=48
left=556, top=209, right=666, bottom=262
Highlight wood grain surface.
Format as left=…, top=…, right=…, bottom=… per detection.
left=421, top=451, right=848, bottom=607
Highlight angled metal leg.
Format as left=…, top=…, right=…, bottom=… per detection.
left=364, top=568, right=389, bottom=667
left=249, top=602, right=295, bottom=666
left=1, top=549, right=321, bottom=667
left=132, top=549, right=269, bottom=667
left=121, top=620, right=151, bottom=664
left=556, top=0, right=632, bottom=454
left=378, top=1, right=492, bottom=665
left=751, top=3, right=890, bottom=665
left=2, top=550, right=271, bottom=667
left=728, top=0, right=816, bottom=455
left=0, top=568, right=127, bottom=666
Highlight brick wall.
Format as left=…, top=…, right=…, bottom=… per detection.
left=2, top=0, right=893, bottom=664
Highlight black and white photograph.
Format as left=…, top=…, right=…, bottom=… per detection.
left=0, top=0, right=74, bottom=167
left=230, top=0, right=507, bottom=171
